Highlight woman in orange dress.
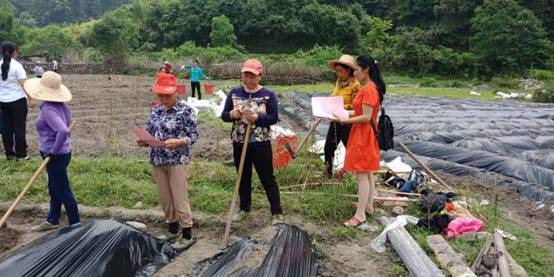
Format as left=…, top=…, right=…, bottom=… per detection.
left=333, top=55, right=386, bottom=227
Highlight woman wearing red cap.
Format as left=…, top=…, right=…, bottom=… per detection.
left=332, top=55, right=386, bottom=228
left=138, top=73, right=198, bottom=248
left=221, top=59, right=284, bottom=225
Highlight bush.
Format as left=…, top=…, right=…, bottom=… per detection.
left=530, top=69, right=554, bottom=80
left=532, top=81, right=554, bottom=103
left=176, top=41, right=243, bottom=65
left=419, top=77, right=438, bottom=87
left=490, top=77, right=519, bottom=89
left=294, top=45, right=342, bottom=68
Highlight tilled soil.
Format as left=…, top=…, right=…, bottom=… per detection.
left=0, top=227, right=22, bottom=254
left=19, top=75, right=230, bottom=161
left=19, top=74, right=306, bottom=162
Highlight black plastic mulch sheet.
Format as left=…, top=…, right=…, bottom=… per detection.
left=201, top=239, right=253, bottom=277
left=0, top=220, right=174, bottom=277
left=281, top=93, right=554, bottom=200
left=203, top=224, right=317, bottom=277
left=401, top=141, right=554, bottom=190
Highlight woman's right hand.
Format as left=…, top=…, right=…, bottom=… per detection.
left=230, top=108, right=242, bottom=119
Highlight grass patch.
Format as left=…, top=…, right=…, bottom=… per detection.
left=210, top=76, right=510, bottom=101
left=2, top=155, right=553, bottom=275
left=266, top=80, right=499, bottom=101
left=387, top=86, right=497, bottom=100
left=0, top=154, right=356, bottom=223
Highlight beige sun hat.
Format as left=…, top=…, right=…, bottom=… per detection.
left=328, top=54, right=359, bottom=71
left=24, top=71, right=72, bottom=102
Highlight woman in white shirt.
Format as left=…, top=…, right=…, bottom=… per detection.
left=0, top=41, right=29, bottom=160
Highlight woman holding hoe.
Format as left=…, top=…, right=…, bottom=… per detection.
left=332, top=55, right=386, bottom=227
left=24, top=71, right=80, bottom=231
left=221, top=59, right=284, bottom=225
left=138, top=72, right=198, bottom=248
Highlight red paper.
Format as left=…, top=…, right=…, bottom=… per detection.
left=130, top=128, right=165, bottom=147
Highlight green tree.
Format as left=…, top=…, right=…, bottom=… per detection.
left=20, top=25, right=80, bottom=60
left=359, top=16, right=393, bottom=52
left=358, top=16, right=394, bottom=68
left=15, top=11, right=37, bottom=27
left=0, top=0, right=15, bottom=42
left=299, top=3, right=360, bottom=52
left=390, top=27, right=438, bottom=74
left=432, top=0, right=480, bottom=50
left=210, top=15, right=237, bottom=47
left=471, top=0, right=550, bottom=73
left=90, top=9, right=139, bottom=64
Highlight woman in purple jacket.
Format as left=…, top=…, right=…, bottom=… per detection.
left=24, top=71, right=79, bottom=231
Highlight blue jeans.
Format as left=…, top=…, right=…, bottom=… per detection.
left=41, top=152, right=80, bottom=225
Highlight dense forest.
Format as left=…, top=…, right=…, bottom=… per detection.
left=1, top=0, right=553, bottom=77
left=10, top=0, right=129, bottom=26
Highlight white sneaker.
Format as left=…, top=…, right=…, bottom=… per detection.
left=31, top=222, right=60, bottom=232
left=171, top=237, right=195, bottom=250
left=156, top=232, right=179, bottom=241
left=232, top=210, right=249, bottom=222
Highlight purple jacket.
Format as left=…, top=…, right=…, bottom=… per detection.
left=36, top=102, right=72, bottom=154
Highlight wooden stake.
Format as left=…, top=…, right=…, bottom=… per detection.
left=0, top=122, right=76, bottom=228
left=494, top=229, right=511, bottom=277
left=398, top=142, right=453, bottom=191
left=472, top=237, right=493, bottom=272
left=222, top=123, right=252, bottom=246
left=283, top=118, right=322, bottom=160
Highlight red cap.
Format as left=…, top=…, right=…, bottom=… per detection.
left=241, top=59, right=263, bottom=75
left=152, top=73, right=177, bottom=94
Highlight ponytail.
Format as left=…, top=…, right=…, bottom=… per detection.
left=1, top=41, right=17, bottom=81
left=356, top=55, right=386, bottom=102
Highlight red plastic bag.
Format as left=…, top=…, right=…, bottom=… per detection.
left=272, top=136, right=298, bottom=169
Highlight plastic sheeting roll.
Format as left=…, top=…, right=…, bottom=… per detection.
left=202, top=224, right=318, bottom=277
left=0, top=220, right=174, bottom=277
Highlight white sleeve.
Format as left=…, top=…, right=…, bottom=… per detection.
left=15, top=63, right=27, bottom=80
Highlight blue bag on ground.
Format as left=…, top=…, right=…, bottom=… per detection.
left=0, top=219, right=174, bottom=277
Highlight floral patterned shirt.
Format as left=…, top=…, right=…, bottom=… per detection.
left=221, top=86, right=278, bottom=143
left=147, top=99, right=198, bottom=166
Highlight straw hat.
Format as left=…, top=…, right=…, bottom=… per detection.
left=328, top=54, right=359, bottom=71
left=24, top=71, right=71, bottom=102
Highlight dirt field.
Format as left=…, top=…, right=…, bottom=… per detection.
left=24, top=75, right=235, bottom=161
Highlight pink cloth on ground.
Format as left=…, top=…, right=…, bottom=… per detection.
left=445, top=217, right=485, bottom=239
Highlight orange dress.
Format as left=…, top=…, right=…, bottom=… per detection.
left=343, top=82, right=381, bottom=172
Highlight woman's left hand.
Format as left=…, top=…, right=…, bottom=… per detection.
left=164, top=138, right=186, bottom=149
left=243, top=108, right=258, bottom=123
